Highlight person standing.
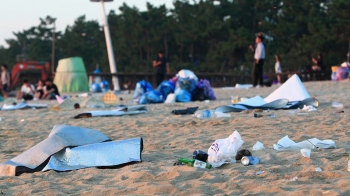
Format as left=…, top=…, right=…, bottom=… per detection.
left=275, top=55, right=282, bottom=84
left=249, top=33, right=265, bottom=87
left=153, top=51, right=170, bottom=86
left=0, top=64, right=11, bottom=98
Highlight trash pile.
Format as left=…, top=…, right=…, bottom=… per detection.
left=176, top=131, right=261, bottom=169
left=133, top=70, right=216, bottom=104
left=216, top=74, right=319, bottom=113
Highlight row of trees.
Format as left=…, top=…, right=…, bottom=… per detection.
left=0, top=0, right=349, bottom=74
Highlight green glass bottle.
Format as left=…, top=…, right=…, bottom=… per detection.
left=178, top=158, right=212, bottom=169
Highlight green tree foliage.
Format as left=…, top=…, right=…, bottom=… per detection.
left=0, top=0, right=349, bottom=74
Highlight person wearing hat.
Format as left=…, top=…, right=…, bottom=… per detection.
left=249, top=33, right=265, bottom=87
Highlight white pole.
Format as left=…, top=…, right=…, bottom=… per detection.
left=100, top=0, right=120, bottom=92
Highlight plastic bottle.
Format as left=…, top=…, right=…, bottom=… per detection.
left=348, top=155, right=350, bottom=172
left=178, top=158, right=212, bottom=169
left=194, top=110, right=231, bottom=119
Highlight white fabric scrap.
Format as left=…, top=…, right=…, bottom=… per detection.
left=273, top=135, right=336, bottom=151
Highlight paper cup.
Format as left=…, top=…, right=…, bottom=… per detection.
left=300, top=148, right=311, bottom=158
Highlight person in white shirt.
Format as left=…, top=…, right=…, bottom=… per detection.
left=249, top=33, right=265, bottom=87
left=275, top=55, right=282, bottom=84
left=16, top=79, right=35, bottom=101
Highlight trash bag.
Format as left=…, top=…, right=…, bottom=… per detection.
left=177, top=77, right=197, bottom=92
left=207, top=131, right=244, bottom=168
left=133, top=80, right=154, bottom=104
left=157, top=80, right=175, bottom=99
left=139, top=90, right=163, bottom=104
left=176, top=70, right=198, bottom=92
left=175, top=88, right=192, bottom=102
left=177, top=70, right=198, bottom=81
left=192, top=79, right=216, bottom=101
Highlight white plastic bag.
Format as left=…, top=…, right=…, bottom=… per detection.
left=207, top=131, right=244, bottom=168
left=252, top=141, right=265, bottom=151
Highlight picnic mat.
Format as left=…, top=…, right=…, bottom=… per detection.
left=0, top=125, right=143, bottom=176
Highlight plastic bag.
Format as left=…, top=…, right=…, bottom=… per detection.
left=139, top=90, right=163, bottom=104
left=252, top=141, right=265, bottom=151
left=133, top=80, right=153, bottom=104
left=193, top=79, right=216, bottom=101
left=207, top=131, right=244, bottom=168
left=177, top=70, right=198, bottom=81
left=157, top=80, right=175, bottom=99
left=176, top=70, right=198, bottom=92
left=175, top=88, right=192, bottom=102
left=177, top=77, right=197, bottom=92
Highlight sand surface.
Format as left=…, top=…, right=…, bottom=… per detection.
left=0, top=80, right=350, bottom=195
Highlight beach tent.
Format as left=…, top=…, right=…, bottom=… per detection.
left=54, top=57, right=89, bottom=92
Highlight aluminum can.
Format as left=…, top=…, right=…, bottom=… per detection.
left=241, top=156, right=260, bottom=166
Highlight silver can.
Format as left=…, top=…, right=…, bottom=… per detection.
left=241, top=156, right=260, bottom=166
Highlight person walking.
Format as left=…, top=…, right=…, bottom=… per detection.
left=249, top=33, right=265, bottom=87
left=275, top=55, right=282, bottom=84
left=0, top=64, right=11, bottom=98
left=153, top=51, right=170, bottom=87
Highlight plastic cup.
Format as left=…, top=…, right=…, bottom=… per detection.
left=300, top=148, right=311, bottom=158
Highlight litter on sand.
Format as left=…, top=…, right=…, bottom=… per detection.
left=273, top=136, right=336, bottom=151
left=0, top=125, right=143, bottom=176
left=73, top=105, right=148, bottom=119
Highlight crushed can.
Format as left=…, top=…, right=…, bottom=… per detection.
left=241, top=156, right=260, bottom=166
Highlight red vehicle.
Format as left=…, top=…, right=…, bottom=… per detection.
left=10, top=61, right=50, bottom=90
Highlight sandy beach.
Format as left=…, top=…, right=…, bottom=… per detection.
left=1, top=80, right=350, bottom=195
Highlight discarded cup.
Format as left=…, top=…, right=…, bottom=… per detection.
left=300, top=148, right=311, bottom=158
left=254, top=113, right=276, bottom=118
left=241, top=156, right=260, bottom=166
left=231, top=96, right=239, bottom=103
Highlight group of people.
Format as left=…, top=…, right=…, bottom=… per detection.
left=16, top=79, right=60, bottom=101
left=0, top=63, right=60, bottom=101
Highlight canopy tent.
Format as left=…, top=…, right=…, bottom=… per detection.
left=54, top=57, right=89, bottom=92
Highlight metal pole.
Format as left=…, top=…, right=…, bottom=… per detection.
left=51, top=21, right=56, bottom=74
left=99, top=0, right=120, bottom=91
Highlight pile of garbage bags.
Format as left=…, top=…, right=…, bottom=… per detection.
left=133, top=70, right=216, bottom=104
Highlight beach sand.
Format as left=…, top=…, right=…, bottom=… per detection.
left=0, top=80, right=350, bottom=195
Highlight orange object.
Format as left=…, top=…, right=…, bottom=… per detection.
left=10, top=61, right=50, bottom=90
left=331, top=66, right=339, bottom=73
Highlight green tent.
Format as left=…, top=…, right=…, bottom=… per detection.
left=54, top=57, right=89, bottom=92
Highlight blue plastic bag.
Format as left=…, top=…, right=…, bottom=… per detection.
left=177, top=77, right=197, bottom=92
left=139, top=90, right=164, bottom=104
left=175, top=88, right=192, bottom=102
left=157, top=80, right=175, bottom=99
